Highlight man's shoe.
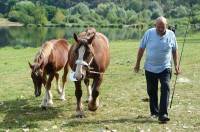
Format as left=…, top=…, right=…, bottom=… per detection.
left=158, top=114, right=170, bottom=122
left=150, top=114, right=158, bottom=119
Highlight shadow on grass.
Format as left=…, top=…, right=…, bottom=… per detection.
left=62, top=115, right=158, bottom=128
left=0, top=98, right=64, bottom=130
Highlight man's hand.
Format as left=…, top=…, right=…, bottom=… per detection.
left=174, top=66, right=181, bottom=75
left=134, top=48, right=145, bottom=73
left=134, top=64, right=140, bottom=73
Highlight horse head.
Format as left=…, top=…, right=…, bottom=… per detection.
left=29, top=61, right=46, bottom=97
left=73, top=33, right=95, bottom=81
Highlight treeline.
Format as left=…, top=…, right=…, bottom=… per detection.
left=0, top=0, right=200, bottom=27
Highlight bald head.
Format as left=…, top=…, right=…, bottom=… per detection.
left=156, top=16, right=167, bottom=25
left=155, top=16, right=168, bottom=36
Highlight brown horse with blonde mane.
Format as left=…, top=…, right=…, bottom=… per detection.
left=29, top=39, right=69, bottom=108
left=68, top=28, right=110, bottom=117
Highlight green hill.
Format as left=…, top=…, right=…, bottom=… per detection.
left=0, top=0, right=200, bottom=27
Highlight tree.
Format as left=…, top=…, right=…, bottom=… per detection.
left=45, top=5, right=57, bottom=21
left=169, top=5, right=188, bottom=18
left=51, top=9, right=65, bottom=24
left=151, top=9, right=163, bottom=19
left=126, top=10, right=137, bottom=24
left=33, top=6, right=48, bottom=25
left=14, top=1, right=35, bottom=15
left=116, top=7, right=127, bottom=24
left=148, top=1, right=163, bottom=19
left=127, top=0, right=143, bottom=12
left=69, top=2, right=90, bottom=16
left=95, top=3, right=110, bottom=17
left=8, top=10, right=34, bottom=24
left=106, top=9, right=118, bottom=24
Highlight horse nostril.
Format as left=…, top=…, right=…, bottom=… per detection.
left=35, top=91, right=41, bottom=97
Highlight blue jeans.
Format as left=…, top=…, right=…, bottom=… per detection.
left=145, top=68, right=172, bottom=116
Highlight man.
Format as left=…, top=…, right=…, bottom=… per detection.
left=134, top=16, right=180, bottom=122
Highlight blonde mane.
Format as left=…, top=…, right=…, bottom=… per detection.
left=34, top=41, right=54, bottom=63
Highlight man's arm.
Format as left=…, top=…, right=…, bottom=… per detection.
left=172, top=50, right=180, bottom=75
left=134, top=48, right=145, bottom=73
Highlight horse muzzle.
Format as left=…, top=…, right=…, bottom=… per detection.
left=74, top=72, right=86, bottom=81
left=35, top=93, right=41, bottom=97
left=35, top=88, right=41, bottom=97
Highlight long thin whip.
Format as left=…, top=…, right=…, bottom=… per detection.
left=169, top=7, right=193, bottom=108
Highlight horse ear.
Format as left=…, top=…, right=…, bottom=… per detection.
left=28, top=61, right=33, bottom=69
left=73, top=33, right=79, bottom=43
left=87, top=33, right=95, bottom=44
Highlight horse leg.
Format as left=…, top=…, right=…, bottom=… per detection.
left=59, top=64, right=68, bottom=101
left=88, top=75, right=103, bottom=111
left=84, top=78, right=92, bottom=103
left=41, top=73, right=54, bottom=108
left=55, top=72, right=62, bottom=94
left=75, top=81, right=84, bottom=118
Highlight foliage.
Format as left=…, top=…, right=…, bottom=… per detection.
left=1, top=0, right=200, bottom=27
left=7, top=1, right=48, bottom=25
left=169, top=5, right=188, bottom=18
left=51, top=9, right=65, bottom=24
left=69, top=2, right=90, bottom=16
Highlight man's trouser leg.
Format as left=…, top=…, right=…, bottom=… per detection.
left=145, top=70, right=159, bottom=115
left=159, top=68, right=171, bottom=116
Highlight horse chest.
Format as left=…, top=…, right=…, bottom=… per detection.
left=45, top=63, right=55, bottom=74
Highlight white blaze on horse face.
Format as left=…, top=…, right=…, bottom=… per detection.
left=75, top=45, right=86, bottom=80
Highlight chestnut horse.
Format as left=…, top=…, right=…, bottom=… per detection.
left=68, top=28, right=110, bottom=117
left=29, top=39, right=69, bottom=108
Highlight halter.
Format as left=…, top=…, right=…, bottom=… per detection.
left=75, top=57, right=103, bottom=75
left=75, top=56, right=93, bottom=67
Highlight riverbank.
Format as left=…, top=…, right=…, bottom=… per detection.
left=0, top=18, right=23, bottom=27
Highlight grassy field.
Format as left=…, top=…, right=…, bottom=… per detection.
left=0, top=37, right=200, bottom=131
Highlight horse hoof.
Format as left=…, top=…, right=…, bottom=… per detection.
left=88, top=107, right=97, bottom=111
left=88, top=98, right=99, bottom=111
left=47, top=100, right=53, bottom=106
left=76, top=114, right=85, bottom=118
left=60, top=96, right=66, bottom=101
left=76, top=112, right=85, bottom=118
left=41, top=106, right=47, bottom=110
left=88, top=103, right=98, bottom=111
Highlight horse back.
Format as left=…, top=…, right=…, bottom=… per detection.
left=48, top=39, right=69, bottom=71
left=92, top=32, right=110, bottom=72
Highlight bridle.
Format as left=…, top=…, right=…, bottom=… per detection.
left=75, top=56, right=94, bottom=70
left=75, top=53, right=103, bottom=75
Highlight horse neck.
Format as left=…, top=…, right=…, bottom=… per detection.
left=34, top=48, right=51, bottom=70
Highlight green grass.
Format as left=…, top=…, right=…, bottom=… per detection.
left=0, top=37, right=200, bottom=131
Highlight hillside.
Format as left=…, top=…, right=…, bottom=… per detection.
left=0, top=0, right=200, bottom=27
